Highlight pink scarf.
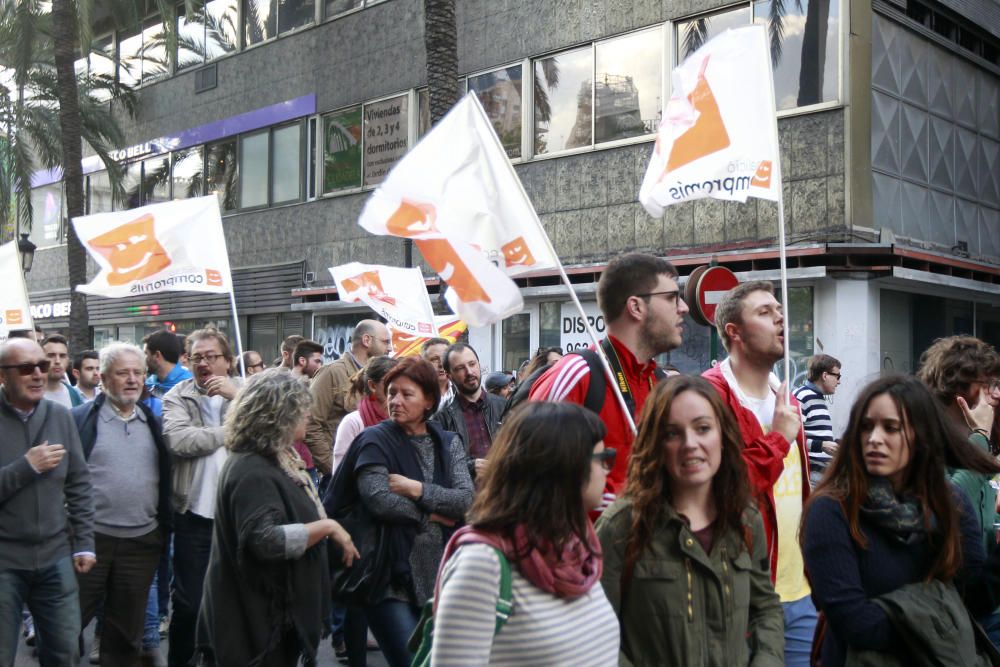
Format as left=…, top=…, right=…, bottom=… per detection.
left=358, top=394, right=388, bottom=428
left=437, top=524, right=603, bottom=601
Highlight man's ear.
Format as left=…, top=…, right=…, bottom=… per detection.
left=724, top=322, right=740, bottom=345
left=72, top=368, right=81, bottom=381
left=626, top=295, right=644, bottom=321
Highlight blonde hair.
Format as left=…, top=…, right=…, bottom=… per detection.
left=225, top=368, right=312, bottom=458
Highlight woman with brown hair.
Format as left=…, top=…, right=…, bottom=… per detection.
left=801, top=374, right=1000, bottom=666
left=429, top=401, right=619, bottom=665
left=596, top=375, right=784, bottom=666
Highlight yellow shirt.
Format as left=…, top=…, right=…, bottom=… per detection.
left=772, top=441, right=810, bottom=602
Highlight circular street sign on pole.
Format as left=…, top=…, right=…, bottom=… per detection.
left=685, top=265, right=739, bottom=327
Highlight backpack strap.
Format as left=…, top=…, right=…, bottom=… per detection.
left=492, top=547, right=513, bottom=634
left=577, top=349, right=607, bottom=415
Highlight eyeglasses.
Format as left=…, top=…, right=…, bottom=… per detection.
left=246, top=362, right=265, bottom=370
left=190, top=353, right=224, bottom=365
left=635, top=290, right=679, bottom=303
left=973, top=379, right=1000, bottom=393
left=592, top=448, right=617, bottom=472
left=826, top=372, right=842, bottom=379
left=0, top=360, right=52, bottom=376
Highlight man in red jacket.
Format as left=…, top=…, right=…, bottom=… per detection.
left=702, top=280, right=812, bottom=667
left=530, top=253, right=689, bottom=512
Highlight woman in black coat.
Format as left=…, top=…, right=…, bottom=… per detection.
left=196, top=369, right=359, bottom=666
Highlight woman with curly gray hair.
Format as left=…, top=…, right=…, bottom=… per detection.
left=196, top=368, right=359, bottom=667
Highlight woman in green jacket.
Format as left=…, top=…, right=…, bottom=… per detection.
left=596, top=375, right=784, bottom=667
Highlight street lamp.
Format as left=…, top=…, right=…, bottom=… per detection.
left=17, top=233, right=36, bottom=274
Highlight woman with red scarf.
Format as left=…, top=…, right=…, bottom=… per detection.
left=332, top=356, right=398, bottom=474
left=430, top=402, right=620, bottom=665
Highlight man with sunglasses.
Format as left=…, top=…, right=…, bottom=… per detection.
left=529, top=253, right=689, bottom=513
left=793, top=354, right=842, bottom=484
left=0, top=338, right=95, bottom=665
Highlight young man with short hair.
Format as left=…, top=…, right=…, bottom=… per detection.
left=793, top=353, right=842, bottom=482
left=143, top=329, right=192, bottom=399
left=42, top=334, right=85, bottom=408
left=702, top=280, right=812, bottom=667
left=291, top=340, right=324, bottom=380
left=72, top=350, right=102, bottom=402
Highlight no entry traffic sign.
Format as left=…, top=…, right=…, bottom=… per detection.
left=685, top=265, right=739, bottom=327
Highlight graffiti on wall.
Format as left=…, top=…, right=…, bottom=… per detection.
left=314, top=323, right=354, bottom=363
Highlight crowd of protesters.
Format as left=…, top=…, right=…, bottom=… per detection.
left=3, top=251, right=1000, bottom=666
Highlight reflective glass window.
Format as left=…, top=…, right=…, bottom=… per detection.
left=676, top=6, right=752, bottom=61
left=272, top=123, right=302, bottom=203
left=172, top=147, right=205, bottom=199
left=177, top=2, right=207, bottom=70
left=469, top=65, right=523, bottom=158
left=29, top=185, right=63, bottom=247
left=754, top=0, right=839, bottom=109
left=533, top=46, right=592, bottom=155
left=123, top=161, right=144, bottom=208
left=244, top=0, right=277, bottom=45
left=363, top=94, right=408, bottom=186
left=118, top=25, right=142, bottom=87
left=205, top=139, right=238, bottom=211
left=87, top=171, right=114, bottom=214
left=324, top=0, right=362, bottom=19
left=89, top=34, right=116, bottom=102
left=141, top=16, right=168, bottom=83
left=206, top=0, right=239, bottom=58
left=279, top=0, right=314, bottom=33
left=239, top=131, right=269, bottom=208
left=595, top=29, right=661, bottom=144
left=142, top=155, right=171, bottom=204
left=324, top=106, right=363, bottom=192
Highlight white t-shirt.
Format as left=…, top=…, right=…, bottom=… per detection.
left=187, top=394, right=228, bottom=520
left=44, top=384, right=74, bottom=409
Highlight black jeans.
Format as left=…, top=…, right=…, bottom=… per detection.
left=168, top=512, right=213, bottom=667
left=77, top=529, right=163, bottom=667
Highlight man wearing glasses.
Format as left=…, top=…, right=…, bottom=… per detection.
left=0, top=338, right=95, bottom=665
left=793, top=354, right=842, bottom=484
left=161, top=328, right=241, bottom=667
left=529, top=252, right=689, bottom=513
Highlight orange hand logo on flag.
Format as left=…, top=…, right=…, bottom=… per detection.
left=5, top=310, right=22, bottom=325
left=86, top=213, right=172, bottom=286
left=386, top=199, right=492, bottom=304
left=341, top=270, right=397, bottom=306
left=751, top=160, right=773, bottom=188
left=662, top=56, right=731, bottom=176
left=501, top=236, right=537, bottom=268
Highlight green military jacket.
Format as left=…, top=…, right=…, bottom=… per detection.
left=596, top=499, right=784, bottom=667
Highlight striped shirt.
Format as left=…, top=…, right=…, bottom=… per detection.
left=793, top=382, right=835, bottom=455
left=431, top=543, right=620, bottom=666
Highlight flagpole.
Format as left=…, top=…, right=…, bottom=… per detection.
left=474, top=97, right=637, bottom=435
left=228, top=289, right=246, bottom=378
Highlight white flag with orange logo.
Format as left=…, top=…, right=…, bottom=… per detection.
left=0, top=241, right=34, bottom=342
left=329, top=262, right=438, bottom=339
left=640, top=26, right=781, bottom=216
left=72, top=196, right=233, bottom=298
left=358, top=93, right=557, bottom=327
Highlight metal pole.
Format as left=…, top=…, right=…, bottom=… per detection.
left=228, top=289, right=246, bottom=378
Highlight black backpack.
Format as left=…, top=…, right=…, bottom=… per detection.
left=502, top=348, right=607, bottom=421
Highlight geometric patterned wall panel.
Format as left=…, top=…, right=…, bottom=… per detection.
left=955, top=198, right=979, bottom=254
left=978, top=71, right=1000, bottom=140
left=873, top=18, right=901, bottom=95
left=900, top=31, right=928, bottom=106
left=903, top=181, right=936, bottom=243
left=929, top=116, right=955, bottom=191
left=872, top=89, right=901, bottom=174
left=980, top=139, right=1000, bottom=207
left=929, top=190, right=955, bottom=243
left=874, top=171, right=903, bottom=235
left=927, top=54, right=953, bottom=117
left=953, top=60, right=978, bottom=129
left=981, top=207, right=1000, bottom=257
left=955, top=127, right=978, bottom=199
left=900, top=104, right=929, bottom=182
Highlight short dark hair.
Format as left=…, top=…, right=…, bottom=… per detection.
left=41, top=333, right=68, bottom=350
left=382, top=357, right=441, bottom=420
left=714, top=280, right=774, bottom=352
left=917, top=335, right=1000, bottom=406
left=443, top=342, right=478, bottom=373
left=281, top=335, right=305, bottom=355
left=144, top=329, right=184, bottom=364
left=7, top=330, right=32, bottom=339
left=597, top=253, right=678, bottom=323
left=73, top=350, right=99, bottom=372
left=807, top=354, right=841, bottom=382
left=292, top=340, right=323, bottom=366
left=419, top=337, right=451, bottom=356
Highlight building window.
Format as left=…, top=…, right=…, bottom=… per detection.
left=753, top=0, right=839, bottom=109
left=324, top=0, right=362, bottom=19
left=272, top=123, right=303, bottom=204
left=172, top=146, right=205, bottom=199
left=177, top=0, right=239, bottom=70
left=122, top=161, right=144, bottom=208
left=595, top=28, right=662, bottom=144
left=468, top=65, right=523, bottom=159
left=117, top=24, right=143, bottom=87
left=538, top=301, right=561, bottom=349
left=29, top=184, right=64, bottom=247
left=141, top=155, right=171, bottom=205
left=87, top=171, right=113, bottom=214
left=362, top=93, right=409, bottom=187
left=502, top=312, right=530, bottom=373
left=533, top=46, right=592, bottom=155
left=239, top=130, right=269, bottom=208
left=323, top=106, right=363, bottom=193
left=206, top=139, right=238, bottom=212
left=119, top=14, right=169, bottom=86
left=244, top=0, right=314, bottom=45
left=676, top=6, right=752, bottom=62
left=774, top=286, right=814, bottom=384
left=89, top=34, right=116, bottom=101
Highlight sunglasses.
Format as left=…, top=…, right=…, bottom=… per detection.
left=592, top=448, right=617, bottom=472
left=0, top=360, right=52, bottom=376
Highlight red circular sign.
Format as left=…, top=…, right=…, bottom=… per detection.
left=687, top=265, right=739, bottom=326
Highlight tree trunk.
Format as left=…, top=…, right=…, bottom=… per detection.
left=52, top=0, right=90, bottom=352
